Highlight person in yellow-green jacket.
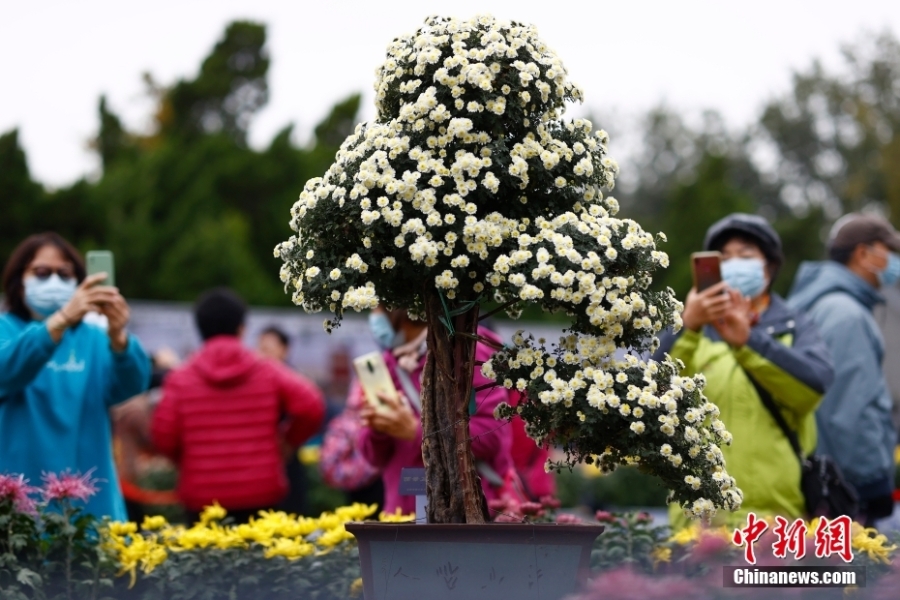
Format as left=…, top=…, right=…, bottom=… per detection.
left=654, top=214, right=834, bottom=530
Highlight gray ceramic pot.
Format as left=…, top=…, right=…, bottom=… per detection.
left=345, top=521, right=604, bottom=600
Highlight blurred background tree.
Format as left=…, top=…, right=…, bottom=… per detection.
left=2, top=22, right=899, bottom=309
left=0, top=21, right=360, bottom=305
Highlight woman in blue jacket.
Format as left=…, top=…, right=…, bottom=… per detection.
left=0, top=233, right=150, bottom=520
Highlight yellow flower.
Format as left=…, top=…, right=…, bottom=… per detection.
left=669, top=522, right=702, bottom=545
left=172, top=523, right=243, bottom=551
left=107, top=521, right=138, bottom=537
left=141, top=515, right=167, bottom=531
left=141, top=543, right=168, bottom=573
left=317, top=524, right=355, bottom=547
left=378, top=507, right=415, bottom=523
left=299, top=445, right=320, bottom=465
left=112, top=534, right=169, bottom=588
left=349, top=577, right=364, bottom=598
left=199, top=501, right=227, bottom=524
left=235, top=523, right=273, bottom=544
left=335, top=503, right=378, bottom=522
left=651, top=545, right=672, bottom=568
left=807, top=517, right=821, bottom=537
left=263, top=538, right=315, bottom=560
left=668, top=522, right=730, bottom=545
left=317, top=513, right=344, bottom=532
left=851, top=522, right=898, bottom=564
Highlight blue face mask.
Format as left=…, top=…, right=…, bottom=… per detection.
left=878, top=252, right=900, bottom=287
left=721, top=258, right=767, bottom=298
left=368, top=313, right=403, bottom=350
left=23, top=274, right=77, bottom=318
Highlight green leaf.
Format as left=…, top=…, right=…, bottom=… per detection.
left=14, top=568, right=40, bottom=588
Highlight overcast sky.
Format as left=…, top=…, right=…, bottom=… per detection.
left=2, top=1, right=898, bottom=188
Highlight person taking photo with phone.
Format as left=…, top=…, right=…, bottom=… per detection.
left=357, top=309, right=513, bottom=515
left=0, top=232, right=151, bottom=520
left=653, top=214, right=834, bottom=529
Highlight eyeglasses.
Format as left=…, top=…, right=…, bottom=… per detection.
left=27, top=266, right=76, bottom=281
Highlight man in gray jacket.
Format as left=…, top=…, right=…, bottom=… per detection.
left=789, top=213, right=900, bottom=525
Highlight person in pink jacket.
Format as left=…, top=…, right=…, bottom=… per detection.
left=358, top=315, right=512, bottom=515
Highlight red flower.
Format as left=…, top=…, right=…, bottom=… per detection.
left=595, top=510, right=617, bottom=523
left=494, top=512, right=525, bottom=523
left=488, top=497, right=512, bottom=513
left=571, top=567, right=706, bottom=600
left=41, top=470, right=99, bottom=503
left=688, top=532, right=732, bottom=562
left=555, top=513, right=584, bottom=524
left=0, top=473, right=38, bottom=514
left=519, top=502, right=545, bottom=517
left=540, top=495, right=562, bottom=510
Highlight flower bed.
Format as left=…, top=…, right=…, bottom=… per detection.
left=2, top=472, right=898, bottom=599
left=103, top=502, right=385, bottom=599
left=0, top=471, right=407, bottom=600
left=570, top=512, right=900, bottom=600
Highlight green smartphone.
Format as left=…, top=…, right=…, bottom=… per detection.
left=86, top=250, right=115, bottom=287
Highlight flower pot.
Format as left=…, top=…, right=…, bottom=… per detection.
left=345, top=522, right=604, bottom=600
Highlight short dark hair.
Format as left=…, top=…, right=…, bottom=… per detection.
left=194, top=287, right=247, bottom=340
left=828, top=245, right=856, bottom=265
left=260, top=325, right=289, bottom=348
left=2, top=233, right=86, bottom=321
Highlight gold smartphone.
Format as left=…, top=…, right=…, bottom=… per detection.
left=353, top=352, right=400, bottom=413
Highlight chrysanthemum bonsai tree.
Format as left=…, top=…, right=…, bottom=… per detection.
left=276, top=15, right=741, bottom=524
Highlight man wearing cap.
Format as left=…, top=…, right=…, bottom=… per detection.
left=655, top=213, right=834, bottom=529
left=789, top=213, right=900, bottom=525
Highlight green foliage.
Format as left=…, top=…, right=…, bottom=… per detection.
left=590, top=511, right=669, bottom=573
left=5, top=23, right=900, bottom=313
left=0, top=489, right=117, bottom=600
left=759, top=32, right=900, bottom=218
left=648, top=154, right=755, bottom=297
left=1, top=21, right=361, bottom=307
left=556, top=467, right=669, bottom=510
left=126, top=545, right=359, bottom=600
left=305, top=463, right=350, bottom=516
left=0, top=130, right=45, bottom=264
left=163, top=21, right=269, bottom=146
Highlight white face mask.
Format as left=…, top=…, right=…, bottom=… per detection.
left=720, top=258, right=768, bottom=298
left=23, top=274, right=77, bottom=318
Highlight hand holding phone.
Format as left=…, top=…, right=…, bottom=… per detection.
left=691, top=252, right=722, bottom=292
left=86, top=250, right=116, bottom=287
left=353, top=352, right=402, bottom=413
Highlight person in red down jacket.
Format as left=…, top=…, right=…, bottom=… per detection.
left=151, top=288, right=324, bottom=524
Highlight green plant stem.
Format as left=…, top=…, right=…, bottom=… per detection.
left=64, top=501, right=73, bottom=600
left=478, top=299, right=520, bottom=321
left=626, top=520, right=634, bottom=564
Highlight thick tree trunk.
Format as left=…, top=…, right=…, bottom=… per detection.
left=420, top=292, right=487, bottom=524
